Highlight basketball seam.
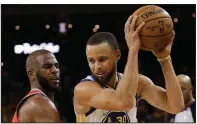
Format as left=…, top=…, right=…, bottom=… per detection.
left=140, top=31, right=172, bottom=37
left=136, top=17, right=171, bottom=27
left=136, top=5, right=155, bottom=16
left=141, top=46, right=153, bottom=49
left=135, top=5, right=171, bottom=27
left=141, top=43, right=154, bottom=49
left=144, top=17, right=171, bottom=24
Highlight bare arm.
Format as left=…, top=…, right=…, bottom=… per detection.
left=139, top=30, right=184, bottom=114
left=116, top=50, right=138, bottom=105
left=18, top=95, right=60, bottom=122
left=138, top=71, right=184, bottom=114
left=74, top=82, right=132, bottom=112
left=74, top=16, right=145, bottom=112
left=75, top=50, right=139, bottom=111
left=74, top=49, right=139, bottom=112
left=159, top=58, right=184, bottom=113
left=116, top=15, right=144, bottom=107
left=74, top=49, right=138, bottom=112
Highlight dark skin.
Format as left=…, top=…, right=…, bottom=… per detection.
left=177, top=74, right=195, bottom=109
left=18, top=52, right=61, bottom=122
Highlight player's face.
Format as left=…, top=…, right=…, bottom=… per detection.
left=86, top=42, right=120, bottom=85
left=180, top=83, right=192, bottom=100
left=36, top=53, right=60, bottom=92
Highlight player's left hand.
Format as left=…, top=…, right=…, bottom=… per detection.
left=152, top=30, right=175, bottom=59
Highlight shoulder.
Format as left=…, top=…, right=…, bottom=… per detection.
left=138, top=74, right=154, bottom=85
left=18, top=94, right=52, bottom=122
left=137, top=74, right=154, bottom=96
left=28, top=94, right=51, bottom=106
left=19, top=94, right=56, bottom=116
left=74, top=74, right=99, bottom=94
left=74, top=81, right=102, bottom=96
left=19, top=94, right=60, bottom=122
left=20, top=94, right=50, bottom=110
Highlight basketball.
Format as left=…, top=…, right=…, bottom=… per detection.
left=133, top=5, right=174, bottom=51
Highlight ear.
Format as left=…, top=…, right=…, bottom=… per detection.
left=114, top=49, right=121, bottom=61
left=27, top=69, right=36, bottom=80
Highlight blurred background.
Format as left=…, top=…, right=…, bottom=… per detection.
left=1, top=4, right=196, bottom=123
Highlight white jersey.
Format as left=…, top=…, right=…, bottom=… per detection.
left=174, top=107, right=194, bottom=122
left=75, top=72, right=139, bottom=123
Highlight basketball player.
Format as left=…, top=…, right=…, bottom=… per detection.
left=171, top=74, right=195, bottom=122
left=12, top=49, right=61, bottom=122
left=73, top=15, right=184, bottom=122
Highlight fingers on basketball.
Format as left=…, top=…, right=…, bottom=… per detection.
left=124, top=15, right=133, bottom=34
left=168, top=30, right=176, bottom=47
left=136, top=22, right=145, bottom=33
left=130, top=16, right=138, bottom=33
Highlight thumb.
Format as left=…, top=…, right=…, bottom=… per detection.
left=167, top=30, right=175, bottom=48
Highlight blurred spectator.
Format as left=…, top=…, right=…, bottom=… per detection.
left=145, top=108, right=166, bottom=123
left=169, top=75, right=195, bottom=123
left=137, top=100, right=149, bottom=122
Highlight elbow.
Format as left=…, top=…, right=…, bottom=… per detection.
left=169, top=109, right=183, bottom=114
left=121, top=104, right=134, bottom=112
left=120, top=100, right=135, bottom=112
left=169, top=104, right=185, bottom=114
left=167, top=96, right=185, bottom=114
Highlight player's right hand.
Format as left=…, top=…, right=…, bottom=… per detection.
left=124, top=15, right=145, bottom=52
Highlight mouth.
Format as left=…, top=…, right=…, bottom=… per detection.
left=50, top=76, right=60, bottom=83
left=95, top=72, right=105, bottom=77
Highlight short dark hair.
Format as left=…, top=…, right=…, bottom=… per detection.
left=87, top=32, right=119, bottom=50
left=26, top=49, right=52, bottom=72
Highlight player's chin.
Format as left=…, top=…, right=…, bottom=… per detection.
left=95, top=75, right=105, bottom=81
left=52, top=85, right=61, bottom=92
left=50, top=82, right=61, bottom=91
left=96, top=76, right=107, bottom=83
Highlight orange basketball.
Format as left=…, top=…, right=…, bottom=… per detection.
left=133, top=5, right=174, bottom=51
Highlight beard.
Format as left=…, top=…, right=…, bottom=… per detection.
left=36, top=72, right=61, bottom=92
left=93, top=64, right=116, bottom=86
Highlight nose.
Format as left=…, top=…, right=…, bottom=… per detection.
left=95, top=61, right=102, bottom=70
left=51, top=65, right=59, bottom=74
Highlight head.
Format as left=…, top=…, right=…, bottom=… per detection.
left=26, top=49, right=60, bottom=92
left=86, top=32, right=121, bottom=85
left=177, top=74, right=193, bottom=102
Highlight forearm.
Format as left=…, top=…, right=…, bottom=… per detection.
left=116, top=49, right=139, bottom=103
left=160, top=58, right=184, bottom=112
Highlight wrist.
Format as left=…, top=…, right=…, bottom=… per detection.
left=158, top=55, right=171, bottom=62
left=128, top=49, right=139, bottom=56
left=128, top=47, right=140, bottom=55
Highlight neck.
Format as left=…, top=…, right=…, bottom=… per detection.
left=31, top=81, right=55, bottom=102
left=107, top=70, right=118, bottom=89
left=184, top=94, right=195, bottom=109
left=47, top=92, right=55, bottom=102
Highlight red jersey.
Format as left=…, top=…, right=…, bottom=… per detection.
left=12, top=89, right=48, bottom=123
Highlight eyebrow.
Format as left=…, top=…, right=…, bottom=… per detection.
left=43, top=62, right=58, bottom=65
left=88, top=55, right=108, bottom=59
left=87, top=57, right=94, bottom=60
left=99, top=55, right=108, bottom=58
